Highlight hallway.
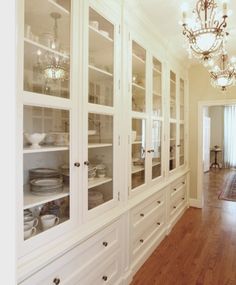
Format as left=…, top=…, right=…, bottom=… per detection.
left=131, top=170, right=236, bottom=285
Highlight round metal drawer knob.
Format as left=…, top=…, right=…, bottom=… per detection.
left=102, top=276, right=108, bottom=281
left=53, top=278, right=60, bottom=285
left=157, top=222, right=161, bottom=226
left=157, top=201, right=161, bottom=204
left=140, top=239, right=144, bottom=243
left=140, top=213, right=144, bottom=217
left=173, top=206, right=177, bottom=209
left=103, top=241, right=108, bottom=247
left=74, top=162, right=80, bottom=167
left=174, top=188, right=177, bottom=191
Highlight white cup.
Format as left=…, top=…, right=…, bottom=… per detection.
left=24, top=216, right=38, bottom=228
left=41, top=214, right=60, bottom=230
left=24, top=223, right=36, bottom=239
left=90, top=21, right=99, bottom=29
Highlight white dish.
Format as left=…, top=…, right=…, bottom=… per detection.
left=24, top=133, right=46, bottom=149
left=88, top=130, right=96, bottom=136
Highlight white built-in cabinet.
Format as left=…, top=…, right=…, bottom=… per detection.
left=17, top=0, right=189, bottom=284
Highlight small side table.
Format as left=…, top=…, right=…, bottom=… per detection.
left=210, top=149, right=222, bottom=169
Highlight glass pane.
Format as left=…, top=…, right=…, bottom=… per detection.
left=132, top=41, right=146, bottom=113
left=170, top=71, right=176, bottom=119
left=24, top=0, right=71, bottom=98
left=180, top=124, right=185, bottom=166
left=153, top=57, right=162, bottom=116
left=88, top=8, right=114, bottom=106
left=88, top=113, right=113, bottom=210
left=132, top=118, right=146, bottom=189
left=23, top=106, right=70, bottom=240
left=180, top=78, right=184, bottom=121
left=152, top=120, right=162, bottom=179
left=169, top=123, right=176, bottom=171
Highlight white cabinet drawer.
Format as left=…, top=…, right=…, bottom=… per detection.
left=131, top=190, right=165, bottom=229
left=20, top=220, right=121, bottom=285
left=132, top=211, right=165, bottom=261
left=74, top=251, right=121, bottom=285
left=170, top=175, right=186, bottom=196
left=170, top=189, right=186, bottom=216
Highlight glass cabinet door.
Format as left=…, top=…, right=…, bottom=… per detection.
left=170, top=71, right=176, bottom=119
left=180, top=78, right=184, bottom=121
left=151, top=57, right=162, bottom=180
left=87, top=114, right=113, bottom=210
left=169, top=122, right=176, bottom=171
left=88, top=8, right=114, bottom=106
left=132, top=41, right=146, bottom=113
left=87, top=7, right=116, bottom=211
left=23, top=106, right=70, bottom=240
left=131, top=118, right=146, bottom=189
left=179, top=78, right=185, bottom=166
left=24, top=0, right=71, bottom=98
left=180, top=124, right=185, bottom=166
left=152, top=120, right=162, bottom=179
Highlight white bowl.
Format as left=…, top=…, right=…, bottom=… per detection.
left=24, top=133, right=46, bottom=149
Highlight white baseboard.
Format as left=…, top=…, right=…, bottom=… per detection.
left=189, top=199, right=202, bottom=208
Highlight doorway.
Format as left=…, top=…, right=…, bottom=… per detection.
left=198, top=100, right=236, bottom=207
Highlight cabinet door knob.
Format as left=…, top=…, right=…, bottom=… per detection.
left=84, top=161, right=90, bottom=166
left=157, top=201, right=161, bottom=204
left=157, top=222, right=161, bottom=226
left=173, top=206, right=177, bottom=209
left=102, top=276, right=108, bottom=281
left=140, top=239, right=144, bottom=243
left=53, top=278, right=60, bottom=285
left=174, top=188, right=177, bottom=191
left=103, top=241, right=108, bottom=247
left=74, top=162, right=80, bottom=167
left=182, top=197, right=185, bottom=200
left=147, top=149, right=154, bottom=153
left=140, top=213, right=144, bottom=217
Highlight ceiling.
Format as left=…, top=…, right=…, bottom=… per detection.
left=137, top=0, right=236, bottom=63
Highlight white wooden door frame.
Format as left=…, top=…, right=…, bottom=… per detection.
left=197, top=99, right=236, bottom=208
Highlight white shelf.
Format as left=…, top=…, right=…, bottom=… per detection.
left=132, top=141, right=142, bottom=145
left=88, top=143, right=112, bottom=148
left=89, top=26, right=113, bottom=42
left=89, top=65, right=113, bottom=82
left=88, top=177, right=112, bottom=189
left=132, top=165, right=145, bottom=174
left=132, top=82, right=145, bottom=91
left=24, top=185, right=69, bottom=209
left=23, top=145, right=69, bottom=154
left=153, top=91, right=161, bottom=97
left=170, top=79, right=176, bottom=84
left=24, top=37, right=69, bottom=59
left=48, top=0, right=70, bottom=15
left=169, top=157, right=175, bottom=160
left=170, top=138, right=176, bottom=141
left=132, top=53, right=145, bottom=64
left=152, top=161, right=161, bottom=167
left=153, top=67, right=161, bottom=74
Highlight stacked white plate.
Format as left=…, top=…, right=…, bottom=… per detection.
left=30, top=178, right=63, bottom=196
left=88, top=191, right=104, bottom=209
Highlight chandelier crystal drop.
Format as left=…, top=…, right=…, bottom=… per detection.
left=210, top=53, right=236, bottom=91
left=181, top=0, right=229, bottom=64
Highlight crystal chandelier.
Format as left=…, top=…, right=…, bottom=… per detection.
left=43, top=12, right=68, bottom=80
left=210, top=53, right=236, bottom=91
left=181, top=0, right=229, bottom=64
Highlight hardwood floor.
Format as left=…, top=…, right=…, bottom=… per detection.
left=131, top=169, right=236, bottom=285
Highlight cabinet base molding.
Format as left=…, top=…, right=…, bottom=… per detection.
left=189, top=198, right=202, bottom=208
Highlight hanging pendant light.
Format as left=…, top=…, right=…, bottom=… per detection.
left=210, top=53, right=236, bottom=91
left=181, top=0, right=229, bottom=65
left=43, top=12, right=68, bottom=80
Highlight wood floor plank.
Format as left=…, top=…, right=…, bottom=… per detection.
left=131, top=169, right=236, bottom=285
